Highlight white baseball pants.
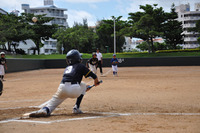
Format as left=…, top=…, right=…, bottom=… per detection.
left=112, top=65, right=118, bottom=72
left=46, top=82, right=87, bottom=113
left=0, top=65, right=5, bottom=75
left=89, top=64, right=97, bottom=74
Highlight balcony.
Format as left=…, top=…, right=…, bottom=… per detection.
left=184, top=17, right=200, bottom=21
left=183, top=24, right=196, bottom=28
left=184, top=37, right=197, bottom=42
left=183, top=44, right=199, bottom=49
left=183, top=31, right=198, bottom=35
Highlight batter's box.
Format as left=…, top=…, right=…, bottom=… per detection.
left=1, top=112, right=200, bottom=124
left=0, top=112, right=121, bottom=124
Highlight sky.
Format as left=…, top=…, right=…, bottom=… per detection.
left=1, top=0, right=200, bottom=27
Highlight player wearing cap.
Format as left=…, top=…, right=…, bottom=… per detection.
left=0, top=52, right=7, bottom=81
left=111, top=54, right=119, bottom=76
left=28, top=49, right=100, bottom=117
left=86, top=52, right=98, bottom=74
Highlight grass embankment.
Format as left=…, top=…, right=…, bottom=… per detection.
left=6, top=51, right=200, bottom=59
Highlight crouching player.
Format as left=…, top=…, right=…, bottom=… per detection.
left=111, top=54, right=119, bottom=76
left=29, top=49, right=100, bottom=117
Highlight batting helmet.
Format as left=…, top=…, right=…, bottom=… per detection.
left=66, top=49, right=82, bottom=65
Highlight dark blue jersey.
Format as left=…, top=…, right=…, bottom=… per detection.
left=61, top=63, right=96, bottom=84
left=87, top=57, right=98, bottom=65
left=111, top=58, right=118, bottom=66
left=0, top=58, right=6, bottom=65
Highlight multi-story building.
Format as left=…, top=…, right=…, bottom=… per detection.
left=176, top=3, right=200, bottom=48
left=122, top=37, right=138, bottom=52
left=122, top=37, right=164, bottom=52
left=0, top=8, right=7, bottom=14
left=20, top=0, right=68, bottom=54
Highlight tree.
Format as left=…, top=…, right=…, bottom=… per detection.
left=53, top=19, right=97, bottom=53
left=128, top=4, right=166, bottom=53
left=0, top=13, right=33, bottom=53
left=96, top=16, right=128, bottom=52
left=136, top=42, right=149, bottom=51
left=162, top=3, right=184, bottom=49
left=21, top=13, right=58, bottom=55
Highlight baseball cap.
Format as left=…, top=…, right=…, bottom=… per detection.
left=0, top=52, right=5, bottom=55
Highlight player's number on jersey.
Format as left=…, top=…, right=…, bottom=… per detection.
left=65, top=66, right=73, bottom=74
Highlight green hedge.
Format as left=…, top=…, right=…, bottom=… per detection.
left=156, top=48, right=200, bottom=53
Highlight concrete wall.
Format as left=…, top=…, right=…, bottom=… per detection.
left=6, top=59, right=45, bottom=73
left=6, top=56, right=200, bottom=73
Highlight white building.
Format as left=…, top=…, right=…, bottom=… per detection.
left=123, top=37, right=139, bottom=52
left=0, top=8, right=7, bottom=14
left=122, top=37, right=164, bottom=52
left=176, top=3, right=200, bottom=49
left=20, top=0, right=68, bottom=54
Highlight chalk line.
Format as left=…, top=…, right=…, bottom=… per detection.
left=1, top=112, right=200, bottom=124
left=101, top=69, right=112, bottom=76
left=6, top=78, right=22, bottom=82
left=0, top=106, right=39, bottom=110
left=0, top=99, right=43, bottom=103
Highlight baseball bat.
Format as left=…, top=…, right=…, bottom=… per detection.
left=87, top=80, right=103, bottom=90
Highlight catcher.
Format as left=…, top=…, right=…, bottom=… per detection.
left=28, top=49, right=100, bottom=117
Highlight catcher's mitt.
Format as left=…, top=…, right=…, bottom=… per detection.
left=0, top=80, right=3, bottom=96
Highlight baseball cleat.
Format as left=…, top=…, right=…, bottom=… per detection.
left=29, top=108, right=49, bottom=117
left=72, top=105, right=83, bottom=114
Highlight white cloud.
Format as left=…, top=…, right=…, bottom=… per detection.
left=1, top=0, right=42, bottom=12
left=61, top=0, right=109, bottom=3
left=89, top=3, right=98, bottom=9
left=125, top=0, right=200, bottom=14
left=67, top=10, right=97, bottom=27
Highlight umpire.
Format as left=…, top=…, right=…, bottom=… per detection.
left=96, top=48, right=103, bottom=75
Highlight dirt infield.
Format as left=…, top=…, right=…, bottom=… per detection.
left=0, top=66, right=200, bottom=133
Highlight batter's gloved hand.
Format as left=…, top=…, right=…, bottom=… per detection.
left=86, top=85, right=92, bottom=92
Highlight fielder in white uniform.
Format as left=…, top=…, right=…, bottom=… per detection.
left=29, top=49, right=100, bottom=117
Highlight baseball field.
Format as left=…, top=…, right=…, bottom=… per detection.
left=0, top=66, right=200, bottom=133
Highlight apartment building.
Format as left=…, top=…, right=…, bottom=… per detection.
left=21, top=0, right=68, bottom=54
left=0, top=8, right=7, bottom=14
left=176, top=3, right=200, bottom=48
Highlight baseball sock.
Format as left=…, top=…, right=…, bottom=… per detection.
left=76, top=94, right=84, bottom=108
left=42, top=107, right=50, bottom=115
left=113, top=71, right=115, bottom=75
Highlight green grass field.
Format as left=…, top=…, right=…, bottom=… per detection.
left=6, top=52, right=200, bottom=59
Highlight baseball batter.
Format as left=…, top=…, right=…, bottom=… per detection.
left=86, top=52, right=98, bottom=74
left=29, top=49, right=100, bottom=117
left=0, top=52, right=7, bottom=81
left=111, top=54, right=119, bottom=76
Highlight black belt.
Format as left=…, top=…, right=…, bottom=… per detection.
left=61, top=81, right=79, bottom=85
